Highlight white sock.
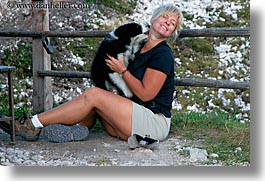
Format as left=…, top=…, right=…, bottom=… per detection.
left=31, top=115, right=44, bottom=128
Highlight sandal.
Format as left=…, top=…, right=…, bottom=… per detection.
left=128, top=134, right=159, bottom=150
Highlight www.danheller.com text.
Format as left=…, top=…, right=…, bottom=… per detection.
left=6, top=1, right=91, bottom=9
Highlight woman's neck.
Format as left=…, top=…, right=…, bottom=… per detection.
left=140, top=32, right=166, bottom=54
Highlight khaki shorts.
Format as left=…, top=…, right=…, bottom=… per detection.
left=131, top=102, right=171, bottom=141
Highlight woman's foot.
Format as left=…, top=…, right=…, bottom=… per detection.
left=0, top=114, right=41, bottom=141
left=128, top=134, right=159, bottom=150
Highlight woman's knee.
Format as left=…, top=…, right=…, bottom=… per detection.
left=83, top=87, right=101, bottom=96
left=82, top=87, right=101, bottom=104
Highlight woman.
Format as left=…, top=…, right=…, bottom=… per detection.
left=1, top=5, right=183, bottom=145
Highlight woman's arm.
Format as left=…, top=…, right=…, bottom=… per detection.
left=122, top=68, right=166, bottom=101
left=105, top=55, right=167, bottom=101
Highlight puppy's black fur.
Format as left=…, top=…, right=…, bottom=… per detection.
left=91, top=22, right=143, bottom=96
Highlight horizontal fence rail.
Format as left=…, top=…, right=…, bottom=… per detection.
left=38, top=70, right=91, bottom=78
left=174, top=77, right=249, bottom=90
left=178, top=27, right=250, bottom=38
left=37, top=70, right=250, bottom=90
left=0, top=27, right=250, bottom=38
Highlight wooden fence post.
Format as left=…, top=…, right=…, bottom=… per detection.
left=32, top=0, right=53, bottom=113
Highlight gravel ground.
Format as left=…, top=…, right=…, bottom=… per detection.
left=0, top=129, right=222, bottom=166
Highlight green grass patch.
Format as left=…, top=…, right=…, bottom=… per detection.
left=2, top=44, right=32, bottom=78
left=86, top=0, right=137, bottom=14
left=65, top=37, right=103, bottom=71
left=170, top=110, right=250, bottom=165
left=0, top=104, right=31, bottom=118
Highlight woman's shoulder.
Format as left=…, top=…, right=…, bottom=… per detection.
left=150, top=41, right=173, bottom=58
left=136, top=41, right=173, bottom=60
left=152, top=41, right=172, bottom=53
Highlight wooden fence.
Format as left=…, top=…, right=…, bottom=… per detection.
left=0, top=27, right=250, bottom=38
left=0, top=0, right=250, bottom=113
left=37, top=70, right=250, bottom=90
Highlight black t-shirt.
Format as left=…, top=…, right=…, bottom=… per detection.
left=128, top=41, right=175, bottom=118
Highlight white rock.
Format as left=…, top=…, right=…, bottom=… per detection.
left=188, top=148, right=208, bottom=162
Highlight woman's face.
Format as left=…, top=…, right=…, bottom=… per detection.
left=151, top=13, right=178, bottom=39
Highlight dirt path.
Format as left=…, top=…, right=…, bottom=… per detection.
left=0, top=130, right=221, bottom=166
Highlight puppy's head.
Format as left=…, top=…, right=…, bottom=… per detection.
left=114, top=22, right=143, bottom=45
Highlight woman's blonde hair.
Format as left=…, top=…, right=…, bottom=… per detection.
left=151, top=4, right=184, bottom=41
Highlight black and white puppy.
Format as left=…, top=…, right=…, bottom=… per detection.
left=91, top=22, right=148, bottom=97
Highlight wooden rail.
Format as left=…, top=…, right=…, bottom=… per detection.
left=178, top=27, right=250, bottom=38
left=174, top=77, right=249, bottom=90
left=0, top=27, right=250, bottom=38
left=37, top=70, right=250, bottom=90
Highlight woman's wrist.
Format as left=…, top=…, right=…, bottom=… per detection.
left=120, top=69, right=128, bottom=77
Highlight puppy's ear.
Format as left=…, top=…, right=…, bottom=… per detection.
left=113, top=24, right=125, bottom=39
left=114, top=23, right=143, bottom=45
left=113, top=24, right=131, bottom=45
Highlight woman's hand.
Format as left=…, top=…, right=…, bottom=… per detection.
left=105, top=54, right=127, bottom=74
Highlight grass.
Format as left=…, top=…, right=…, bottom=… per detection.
left=170, top=110, right=250, bottom=165
left=1, top=43, right=32, bottom=78
left=95, top=158, right=112, bottom=165
left=64, top=37, right=103, bottom=71
left=86, top=0, right=137, bottom=14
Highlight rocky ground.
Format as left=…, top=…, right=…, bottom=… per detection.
left=1, top=129, right=221, bottom=166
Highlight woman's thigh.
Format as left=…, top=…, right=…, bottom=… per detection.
left=86, top=88, right=133, bottom=140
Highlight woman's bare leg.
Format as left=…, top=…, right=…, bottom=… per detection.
left=37, top=87, right=132, bottom=140
left=79, top=111, right=120, bottom=139
left=78, top=110, right=97, bottom=129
